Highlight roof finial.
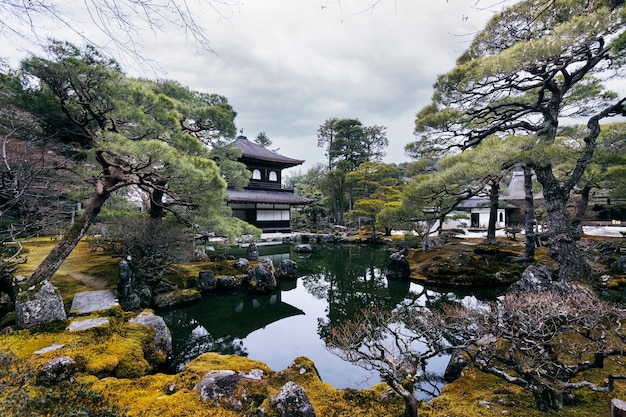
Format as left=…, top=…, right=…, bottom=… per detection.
left=236, top=128, right=247, bottom=140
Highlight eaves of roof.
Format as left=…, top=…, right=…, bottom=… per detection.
left=227, top=189, right=314, bottom=205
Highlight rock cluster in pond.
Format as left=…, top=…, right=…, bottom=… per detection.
left=385, top=251, right=410, bottom=280
left=195, top=258, right=300, bottom=298
left=248, top=260, right=278, bottom=293
left=294, top=244, right=313, bottom=253
left=276, top=259, right=298, bottom=280
left=198, top=270, right=217, bottom=292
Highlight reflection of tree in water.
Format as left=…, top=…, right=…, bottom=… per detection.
left=170, top=321, right=247, bottom=371
left=296, top=245, right=447, bottom=341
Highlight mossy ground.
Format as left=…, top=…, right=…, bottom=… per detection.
left=16, top=238, right=120, bottom=308
left=4, top=235, right=626, bottom=416
left=405, top=235, right=625, bottom=288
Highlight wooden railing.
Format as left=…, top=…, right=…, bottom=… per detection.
left=247, top=181, right=294, bottom=191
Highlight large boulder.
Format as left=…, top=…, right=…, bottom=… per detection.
left=246, top=243, right=259, bottom=261
left=117, top=256, right=143, bottom=311
left=216, top=275, right=240, bottom=290
left=248, top=261, right=277, bottom=293
left=614, top=256, right=626, bottom=274
left=277, top=259, right=298, bottom=280
left=36, top=356, right=75, bottom=386
left=193, top=369, right=267, bottom=411
left=15, top=280, right=67, bottom=329
left=508, top=265, right=592, bottom=296
left=198, top=270, right=217, bottom=292
left=385, top=251, right=410, bottom=280
left=508, top=265, right=554, bottom=293
left=129, top=311, right=172, bottom=358
left=272, top=381, right=317, bottom=417
left=153, top=289, right=201, bottom=309
left=294, top=244, right=312, bottom=253
left=235, top=258, right=250, bottom=272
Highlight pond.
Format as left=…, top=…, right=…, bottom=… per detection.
left=160, top=244, right=498, bottom=392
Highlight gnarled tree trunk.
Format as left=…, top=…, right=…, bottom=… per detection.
left=534, top=164, right=591, bottom=282
left=485, top=177, right=501, bottom=245
left=23, top=187, right=111, bottom=288
left=523, top=165, right=536, bottom=260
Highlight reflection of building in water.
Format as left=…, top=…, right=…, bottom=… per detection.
left=163, top=289, right=304, bottom=371
left=229, top=244, right=292, bottom=264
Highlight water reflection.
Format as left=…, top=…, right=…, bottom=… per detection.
left=160, top=244, right=490, bottom=390
left=162, top=290, right=304, bottom=371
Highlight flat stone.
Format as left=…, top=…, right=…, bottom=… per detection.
left=67, top=317, right=110, bottom=332
left=70, top=290, right=119, bottom=315
left=34, top=344, right=65, bottom=355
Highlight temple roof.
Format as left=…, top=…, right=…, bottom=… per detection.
left=228, top=189, right=313, bottom=205
left=233, top=136, right=304, bottom=168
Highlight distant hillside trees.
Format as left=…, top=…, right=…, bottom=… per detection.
left=316, top=118, right=388, bottom=225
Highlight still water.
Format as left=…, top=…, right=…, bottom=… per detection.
left=160, top=244, right=489, bottom=390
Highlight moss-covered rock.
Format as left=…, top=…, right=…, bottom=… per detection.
left=152, top=288, right=201, bottom=309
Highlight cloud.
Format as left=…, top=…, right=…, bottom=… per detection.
left=1, top=0, right=506, bottom=172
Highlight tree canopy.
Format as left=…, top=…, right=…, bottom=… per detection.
left=409, top=0, right=626, bottom=281
left=316, top=117, right=389, bottom=224
left=2, top=41, right=247, bottom=288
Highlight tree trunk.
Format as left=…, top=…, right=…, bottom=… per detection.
left=338, top=178, right=345, bottom=225
left=485, top=177, right=500, bottom=244
left=572, top=185, right=591, bottom=239
left=150, top=182, right=166, bottom=220
left=370, top=219, right=376, bottom=240
left=403, top=395, right=419, bottom=417
left=534, top=164, right=591, bottom=282
left=331, top=186, right=339, bottom=224
left=23, top=188, right=110, bottom=288
left=386, top=378, right=419, bottom=417
left=523, top=165, right=536, bottom=260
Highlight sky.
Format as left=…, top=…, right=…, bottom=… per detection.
left=2, top=0, right=511, bottom=175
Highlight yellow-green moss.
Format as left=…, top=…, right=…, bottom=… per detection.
left=183, top=352, right=272, bottom=377
left=0, top=313, right=161, bottom=379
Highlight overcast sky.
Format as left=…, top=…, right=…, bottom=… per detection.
left=3, top=0, right=510, bottom=175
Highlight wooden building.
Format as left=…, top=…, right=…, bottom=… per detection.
left=227, top=135, right=312, bottom=232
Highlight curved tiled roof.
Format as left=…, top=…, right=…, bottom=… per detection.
left=228, top=189, right=313, bottom=205
left=233, top=136, right=304, bottom=167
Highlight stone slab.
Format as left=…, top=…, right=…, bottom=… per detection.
left=70, top=290, right=119, bottom=315
left=34, top=344, right=65, bottom=355
left=67, top=317, right=110, bottom=332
